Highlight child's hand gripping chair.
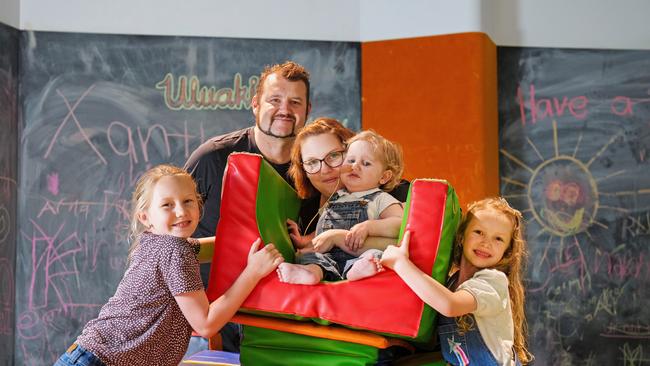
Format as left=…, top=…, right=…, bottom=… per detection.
left=206, top=153, right=460, bottom=366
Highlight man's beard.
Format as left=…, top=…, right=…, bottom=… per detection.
left=257, top=114, right=297, bottom=138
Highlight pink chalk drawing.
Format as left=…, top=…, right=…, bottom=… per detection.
left=21, top=219, right=84, bottom=313
left=17, top=305, right=102, bottom=365
left=44, top=85, right=107, bottom=165
left=46, top=173, right=59, bottom=196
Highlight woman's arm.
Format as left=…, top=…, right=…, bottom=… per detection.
left=174, top=239, right=283, bottom=338
left=381, top=231, right=477, bottom=317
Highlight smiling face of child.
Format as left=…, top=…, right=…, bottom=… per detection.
left=460, top=208, right=514, bottom=275
left=138, top=175, right=200, bottom=238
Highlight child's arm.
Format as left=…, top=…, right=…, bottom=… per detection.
left=381, top=231, right=477, bottom=317
left=311, top=229, right=348, bottom=253
left=311, top=229, right=397, bottom=256
left=174, top=238, right=283, bottom=338
left=345, top=203, right=403, bottom=251
left=343, top=236, right=397, bottom=256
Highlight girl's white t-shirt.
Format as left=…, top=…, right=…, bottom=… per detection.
left=458, top=268, right=516, bottom=366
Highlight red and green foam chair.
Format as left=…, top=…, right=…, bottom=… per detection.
left=206, top=153, right=460, bottom=365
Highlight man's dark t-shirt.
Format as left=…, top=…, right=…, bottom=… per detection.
left=185, top=128, right=290, bottom=237
left=186, top=127, right=292, bottom=354
left=184, top=127, right=292, bottom=284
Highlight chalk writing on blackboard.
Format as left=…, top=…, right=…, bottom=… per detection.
left=501, top=103, right=650, bottom=296
left=517, top=83, right=650, bottom=126
left=14, top=30, right=361, bottom=366
left=44, top=86, right=108, bottom=165
left=155, top=73, right=258, bottom=111
left=498, top=47, right=650, bottom=365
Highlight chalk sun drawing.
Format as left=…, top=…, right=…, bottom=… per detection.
left=500, top=120, right=650, bottom=292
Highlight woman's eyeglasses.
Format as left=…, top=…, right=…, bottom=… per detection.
left=302, top=150, right=345, bottom=174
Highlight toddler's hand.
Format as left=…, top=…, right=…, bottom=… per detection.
left=246, top=238, right=284, bottom=279
left=345, top=222, right=370, bottom=251
left=380, top=231, right=411, bottom=270
left=312, top=230, right=343, bottom=253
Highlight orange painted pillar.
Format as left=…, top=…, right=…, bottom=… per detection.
left=362, top=32, right=498, bottom=208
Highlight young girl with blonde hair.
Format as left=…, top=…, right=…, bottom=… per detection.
left=382, top=197, right=533, bottom=365
left=54, top=164, right=283, bottom=366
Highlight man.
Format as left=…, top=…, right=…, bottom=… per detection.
left=186, top=61, right=311, bottom=241
left=184, top=61, right=311, bottom=353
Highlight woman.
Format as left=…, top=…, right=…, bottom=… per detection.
left=289, top=117, right=354, bottom=234
left=286, top=118, right=410, bottom=365
left=288, top=117, right=409, bottom=252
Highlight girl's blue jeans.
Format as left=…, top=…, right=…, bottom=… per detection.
left=53, top=343, right=106, bottom=366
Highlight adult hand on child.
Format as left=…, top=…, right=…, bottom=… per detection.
left=345, top=222, right=370, bottom=251
left=380, top=230, right=411, bottom=270
left=246, top=238, right=284, bottom=279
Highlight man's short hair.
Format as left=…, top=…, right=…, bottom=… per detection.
left=257, top=61, right=311, bottom=106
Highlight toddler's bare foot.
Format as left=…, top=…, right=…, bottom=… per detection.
left=276, top=263, right=321, bottom=285
left=346, top=254, right=383, bottom=281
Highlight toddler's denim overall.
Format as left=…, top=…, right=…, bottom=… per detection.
left=299, top=190, right=383, bottom=281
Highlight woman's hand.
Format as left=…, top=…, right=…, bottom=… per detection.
left=245, top=238, right=284, bottom=279
left=380, top=231, right=411, bottom=270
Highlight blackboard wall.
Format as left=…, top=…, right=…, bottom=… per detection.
left=498, top=47, right=650, bottom=364
left=0, top=21, right=19, bottom=366
left=12, top=31, right=360, bottom=365
left=4, top=25, right=650, bottom=366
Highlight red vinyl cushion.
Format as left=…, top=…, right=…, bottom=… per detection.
left=207, top=153, right=451, bottom=338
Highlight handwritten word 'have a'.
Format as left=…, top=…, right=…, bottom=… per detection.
left=517, top=84, right=650, bottom=125
left=155, top=73, right=258, bottom=111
